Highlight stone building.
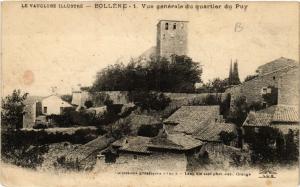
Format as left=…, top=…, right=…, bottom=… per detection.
left=225, top=57, right=298, bottom=107
left=243, top=105, right=299, bottom=134
left=156, top=20, right=188, bottom=60
left=22, top=94, right=73, bottom=128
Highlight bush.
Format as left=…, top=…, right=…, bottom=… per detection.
left=128, top=91, right=171, bottom=111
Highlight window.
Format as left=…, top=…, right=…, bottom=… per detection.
left=133, top=155, right=137, bottom=159
left=163, top=34, right=165, bottom=39
left=60, top=107, right=64, bottom=114
left=273, top=76, right=276, bottom=80
left=173, top=23, right=176, bottom=30
left=262, top=102, right=267, bottom=108
left=181, top=23, right=184, bottom=29
left=165, top=23, right=168, bottom=30
left=43, top=107, right=47, bottom=114
left=261, top=87, right=268, bottom=95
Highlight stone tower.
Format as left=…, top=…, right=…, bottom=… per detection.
left=156, top=20, right=188, bottom=60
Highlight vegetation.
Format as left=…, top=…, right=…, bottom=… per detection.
left=228, top=61, right=241, bottom=85
left=91, top=55, right=202, bottom=93
left=244, top=74, right=258, bottom=82
left=198, top=78, right=229, bottom=93
left=244, top=127, right=299, bottom=164
left=128, top=91, right=171, bottom=111
left=61, top=94, right=72, bottom=103
left=1, top=89, right=28, bottom=130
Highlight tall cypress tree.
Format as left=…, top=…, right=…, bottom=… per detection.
left=232, top=60, right=241, bottom=85
left=228, top=60, right=233, bottom=85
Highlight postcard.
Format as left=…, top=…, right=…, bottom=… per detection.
left=0, top=1, right=299, bottom=187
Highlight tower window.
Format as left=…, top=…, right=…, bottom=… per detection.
left=165, top=23, right=168, bottom=30
left=173, top=23, right=176, bottom=30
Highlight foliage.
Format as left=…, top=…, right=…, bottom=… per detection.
left=110, top=118, right=131, bottom=139
left=228, top=61, right=241, bottom=85
left=229, top=96, right=249, bottom=126
left=92, top=92, right=113, bottom=106
left=91, top=55, right=202, bottom=93
left=138, top=125, right=161, bottom=137
left=1, top=89, right=28, bottom=130
left=244, top=127, right=299, bottom=164
left=262, top=86, right=278, bottom=106
left=128, top=91, right=171, bottom=111
left=61, top=94, right=72, bottom=103
left=84, top=100, right=93, bottom=108
left=219, top=131, right=237, bottom=145
left=244, top=74, right=258, bottom=82
left=198, top=78, right=229, bottom=93
left=220, top=94, right=231, bottom=117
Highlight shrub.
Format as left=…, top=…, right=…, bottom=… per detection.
left=128, top=91, right=171, bottom=111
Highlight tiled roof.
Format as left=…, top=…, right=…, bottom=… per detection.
left=258, top=105, right=299, bottom=122
left=193, top=122, right=237, bottom=141
left=129, top=114, right=161, bottom=126
left=164, top=106, right=220, bottom=134
left=243, top=112, right=272, bottom=127
left=149, top=133, right=203, bottom=150
left=256, top=57, right=298, bottom=75
left=112, top=136, right=152, bottom=154
left=243, top=105, right=299, bottom=127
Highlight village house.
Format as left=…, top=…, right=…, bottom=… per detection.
left=163, top=105, right=237, bottom=145
left=97, top=105, right=241, bottom=171
left=243, top=105, right=299, bottom=135
left=225, top=57, right=298, bottom=108
left=22, top=94, right=73, bottom=128
left=98, top=134, right=203, bottom=172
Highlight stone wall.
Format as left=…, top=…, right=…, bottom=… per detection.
left=72, top=91, right=130, bottom=106
left=278, top=68, right=299, bottom=106
left=225, top=66, right=297, bottom=106
left=96, top=152, right=187, bottom=172
left=157, top=20, right=188, bottom=59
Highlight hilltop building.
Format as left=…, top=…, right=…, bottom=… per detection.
left=225, top=57, right=299, bottom=108
left=156, top=20, right=188, bottom=59
left=138, top=20, right=189, bottom=61
left=22, top=94, right=73, bottom=128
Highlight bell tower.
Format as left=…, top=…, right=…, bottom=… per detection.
left=156, top=20, right=188, bottom=60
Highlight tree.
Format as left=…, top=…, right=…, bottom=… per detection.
left=128, top=91, right=171, bottom=111
left=91, top=55, right=202, bottom=93
left=244, top=74, right=258, bottom=82
left=228, top=60, right=241, bottom=85
left=229, top=96, right=249, bottom=126
left=232, top=61, right=241, bottom=85
left=61, top=94, right=72, bottom=103
left=1, top=89, right=28, bottom=130
left=84, top=100, right=93, bottom=108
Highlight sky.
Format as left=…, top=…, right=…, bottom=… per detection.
left=2, top=2, right=299, bottom=96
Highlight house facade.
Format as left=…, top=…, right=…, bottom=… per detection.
left=22, top=94, right=73, bottom=128
left=225, top=57, right=298, bottom=107
left=41, top=95, right=72, bottom=115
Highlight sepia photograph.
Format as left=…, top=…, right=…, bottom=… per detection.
left=0, top=1, right=299, bottom=187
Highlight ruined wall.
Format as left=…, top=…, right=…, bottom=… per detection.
left=278, top=68, right=299, bottom=106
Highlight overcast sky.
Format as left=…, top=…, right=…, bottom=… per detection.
left=2, top=2, right=299, bottom=96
